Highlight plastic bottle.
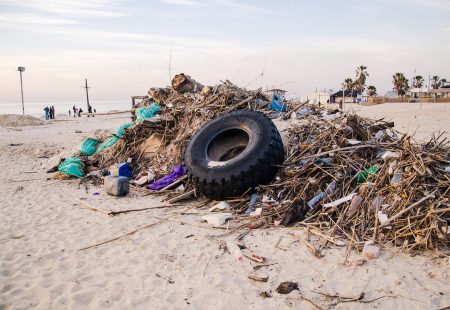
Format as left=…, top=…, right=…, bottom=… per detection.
left=118, top=162, right=132, bottom=177
left=355, top=167, right=378, bottom=183
left=307, top=181, right=336, bottom=209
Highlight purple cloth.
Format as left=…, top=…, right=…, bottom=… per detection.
left=147, top=164, right=185, bottom=190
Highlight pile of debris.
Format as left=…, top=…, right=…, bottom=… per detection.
left=91, top=74, right=272, bottom=179
left=256, top=106, right=450, bottom=252
left=51, top=73, right=450, bottom=254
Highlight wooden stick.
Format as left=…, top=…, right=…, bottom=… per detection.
left=380, top=190, right=438, bottom=228
left=300, top=144, right=381, bottom=160
left=161, top=175, right=187, bottom=191
left=6, top=178, right=43, bottom=183
left=247, top=274, right=269, bottom=282
left=167, top=189, right=195, bottom=204
left=282, top=100, right=309, bottom=120
left=155, top=273, right=175, bottom=284
left=108, top=205, right=176, bottom=216
left=78, top=213, right=178, bottom=250
left=80, top=109, right=135, bottom=116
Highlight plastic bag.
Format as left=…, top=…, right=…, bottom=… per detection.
left=147, top=164, right=185, bottom=190
left=270, top=94, right=287, bottom=112
left=135, top=103, right=161, bottom=121
left=80, top=138, right=99, bottom=156
left=96, top=122, right=133, bottom=153
left=58, top=157, right=84, bottom=177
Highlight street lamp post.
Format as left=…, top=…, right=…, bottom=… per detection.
left=17, top=66, right=25, bottom=115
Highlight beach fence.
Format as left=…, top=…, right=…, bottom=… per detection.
left=366, top=96, right=450, bottom=105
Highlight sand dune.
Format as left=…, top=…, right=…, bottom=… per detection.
left=0, top=114, right=44, bottom=127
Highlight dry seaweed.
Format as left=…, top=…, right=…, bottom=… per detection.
left=256, top=107, right=450, bottom=252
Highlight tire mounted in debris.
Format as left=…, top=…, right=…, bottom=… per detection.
left=184, top=110, right=284, bottom=200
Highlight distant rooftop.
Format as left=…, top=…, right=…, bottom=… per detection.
left=266, top=88, right=288, bottom=93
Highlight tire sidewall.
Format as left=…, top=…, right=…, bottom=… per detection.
left=185, top=111, right=274, bottom=182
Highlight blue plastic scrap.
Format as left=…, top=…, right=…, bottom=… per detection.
left=270, top=94, right=288, bottom=112
left=245, top=193, right=258, bottom=214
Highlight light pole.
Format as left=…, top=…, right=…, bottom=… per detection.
left=17, top=66, right=25, bottom=115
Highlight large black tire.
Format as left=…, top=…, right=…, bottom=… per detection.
left=184, top=110, right=284, bottom=200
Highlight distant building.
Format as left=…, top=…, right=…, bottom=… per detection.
left=384, top=90, right=399, bottom=98
left=429, top=85, right=450, bottom=99
left=301, top=90, right=331, bottom=104
left=330, top=90, right=358, bottom=103
left=265, top=88, right=287, bottom=99
left=409, top=85, right=450, bottom=100
left=409, top=88, right=429, bottom=99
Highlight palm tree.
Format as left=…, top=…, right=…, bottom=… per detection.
left=393, top=73, right=409, bottom=97
left=367, top=85, right=377, bottom=96
left=355, top=65, right=369, bottom=94
left=431, top=76, right=441, bottom=89
left=413, top=75, right=424, bottom=88
left=342, top=78, right=354, bottom=91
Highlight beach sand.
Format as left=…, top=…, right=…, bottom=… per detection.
left=348, top=102, right=450, bottom=141
left=1, top=105, right=449, bottom=309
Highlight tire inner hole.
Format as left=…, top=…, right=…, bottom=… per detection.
left=207, top=128, right=249, bottom=162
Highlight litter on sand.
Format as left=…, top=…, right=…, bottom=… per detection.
left=50, top=73, right=450, bottom=255
left=201, top=213, right=233, bottom=226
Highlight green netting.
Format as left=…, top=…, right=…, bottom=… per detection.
left=96, top=122, right=133, bottom=154
left=135, top=103, right=161, bottom=121
left=115, top=122, right=134, bottom=136
left=58, top=157, right=84, bottom=177
left=80, top=138, right=100, bottom=156
left=96, top=136, right=119, bottom=153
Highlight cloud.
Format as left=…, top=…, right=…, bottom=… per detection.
left=160, top=0, right=281, bottom=16
left=0, top=0, right=127, bottom=17
left=0, top=13, right=78, bottom=24
left=161, top=0, right=204, bottom=6
left=393, top=0, right=450, bottom=10
left=215, top=0, right=281, bottom=16
left=65, top=29, right=243, bottom=53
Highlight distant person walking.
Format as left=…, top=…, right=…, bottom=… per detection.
left=69, top=110, right=71, bottom=117
left=87, top=105, right=92, bottom=117
left=78, top=108, right=83, bottom=117
left=51, top=106, right=55, bottom=119
left=44, top=106, right=50, bottom=120
left=73, top=105, right=76, bottom=117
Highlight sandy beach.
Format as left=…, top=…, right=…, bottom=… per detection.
left=1, top=104, right=449, bottom=309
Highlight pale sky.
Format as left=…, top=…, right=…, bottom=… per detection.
left=1, top=0, right=450, bottom=105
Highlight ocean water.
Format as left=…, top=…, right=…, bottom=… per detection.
left=0, top=100, right=131, bottom=117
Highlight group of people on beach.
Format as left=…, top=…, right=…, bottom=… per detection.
left=43, top=106, right=55, bottom=120
left=70, top=105, right=96, bottom=117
